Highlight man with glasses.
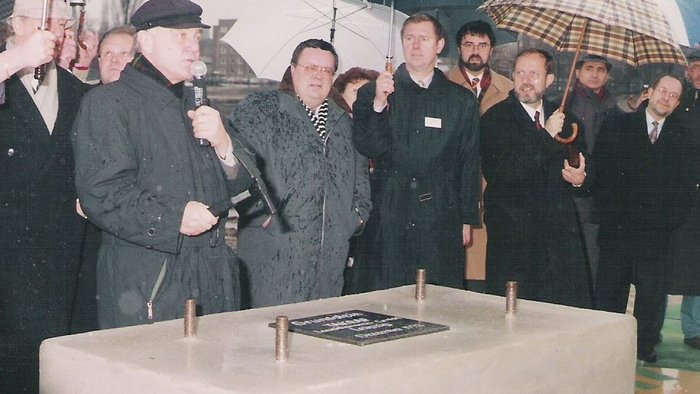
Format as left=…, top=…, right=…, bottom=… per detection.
left=0, top=1, right=90, bottom=391
left=447, top=20, right=512, bottom=113
left=666, top=50, right=700, bottom=352
left=594, top=74, right=686, bottom=363
left=447, top=20, right=513, bottom=293
left=352, top=13, right=480, bottom=291
left=229, top=39, right=371, bottom=307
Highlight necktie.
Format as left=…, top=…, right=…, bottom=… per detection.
left=471, top=77, right=480, bottom=92
left=534, top=111, right=543, bottom=130
left=649, top=120, right=659, bottom=144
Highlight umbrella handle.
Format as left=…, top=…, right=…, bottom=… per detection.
left=34, top=0, right=50, bottom=82
left=385, top=57, right=394, bottom=74
left=554, top=122, right=580, bottom=169
left=554, top=121, right=578, bottom=144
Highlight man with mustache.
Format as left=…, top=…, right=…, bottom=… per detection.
left=447, top=20, right=513, bottom=292
left=447, top=20, right=512, bottom=114
left=480, top=48, right=591, bottom=308
left=594, top=74, right=686, bottom=363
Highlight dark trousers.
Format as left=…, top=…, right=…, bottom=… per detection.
left=595, top=234, right=668, bottom=353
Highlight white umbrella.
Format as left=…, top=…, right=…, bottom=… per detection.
left=221, top=0, right=408, bottom=80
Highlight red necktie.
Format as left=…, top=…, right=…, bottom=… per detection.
left=534, top=110, right=543, bottom=130
left=471, top=77, right=480, bottom=93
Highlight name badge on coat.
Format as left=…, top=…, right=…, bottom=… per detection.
left=424, top=117, right=442, bottom=129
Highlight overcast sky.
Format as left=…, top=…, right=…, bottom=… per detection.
left=195, top=0, right=247, bottom=26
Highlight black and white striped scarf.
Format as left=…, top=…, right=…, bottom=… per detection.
left=300, top=98, right=329, bottom=141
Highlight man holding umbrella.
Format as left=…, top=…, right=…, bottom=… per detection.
left=0, top=1, right=90, bottom=391
left=480, top=48, right=591, bottom=308
left=352, top=13, right=480, bottom=291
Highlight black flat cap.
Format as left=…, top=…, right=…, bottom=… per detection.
left=576, top=54, right=612, bottom=71
left=687, top=49, right=700, bottom=63
left=131, top=0, right=210, bottom=31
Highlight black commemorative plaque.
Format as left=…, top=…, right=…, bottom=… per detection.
left=269, top=310, right=449, bottom=346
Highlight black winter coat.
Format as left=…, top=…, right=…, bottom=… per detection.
left=481, top=92, right=591, bottom=308
left=352, top=64, right=480, bottom=290
left=666, top=88, right=700, bottom=295
left=0, top=63, right=89, bottom=392
left=230, top=91, right=371, bottom=307
left=73, top=65, right=252, bottom=328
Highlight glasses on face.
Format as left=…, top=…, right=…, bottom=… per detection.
left=655, top=86, right=680, bottom=101
left=294, top=63, right=335, bottom=78
left=514, top=69, right=543, bottom=81
left=461, top=42, right=490, bottom=51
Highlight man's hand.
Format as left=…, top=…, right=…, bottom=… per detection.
left=544, top=109, right=565, bottom=138
left=74, top=30, right=99, bottom=69
left=187, top=106, right=232, bottom=157
left=373, top=70, right=395, bottom=110
left=4, top=30, right=56, bottom=71
left=462, top=224, right=472, bottom=246
left=75, top=198, right=87, bottom=219
left=180, top=201, right=218, bottom=236
left=58, top=29, right=78, bottom=70
left=562, top=153, right=586, bottom=186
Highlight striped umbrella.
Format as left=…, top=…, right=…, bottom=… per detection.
left=479, top=0, right=686, bottom=67
left=479, top=0, right=687, bottom=152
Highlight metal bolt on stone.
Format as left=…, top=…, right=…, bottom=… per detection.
left=184, top=298, right=197, bottom=337
left=275, top=316, right=290, bottom=361
left=415, top=268, right=427, bottom=301
left=505, top=281, right=518, bottom=316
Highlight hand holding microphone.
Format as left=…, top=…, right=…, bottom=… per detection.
left=190, top=60, right=211, bottom=146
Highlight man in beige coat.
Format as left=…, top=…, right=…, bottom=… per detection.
left=447, top=20, right=512, bottom=291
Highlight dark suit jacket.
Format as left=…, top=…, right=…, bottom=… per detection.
left=0, top=64, right=90, bottom=341
left=593, top=108, right=686, bottom=251
left=480, top=92, right=591, bottom=308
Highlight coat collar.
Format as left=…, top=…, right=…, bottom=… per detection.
left=5, top=65, right=81, bottom=141
left=394, top=63, right=447, bottom=90
left=277, top=90, right=347, bottom=129
left=120, top=64, right=182, bottom=107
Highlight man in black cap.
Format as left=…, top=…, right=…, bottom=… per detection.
left=565, top=53, right=619, bottom=290
left=72, top=0, right=257, bottom=328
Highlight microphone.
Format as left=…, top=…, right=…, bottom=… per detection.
left=190, top=60, right=211, bottom=147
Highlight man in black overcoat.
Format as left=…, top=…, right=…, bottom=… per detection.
left=73, top=0, right=257, bottom=329
left=0, top=1, right=89, bottom=392
left=594, top=74, right=685, bottom=363
left=665, top=51, right=700, bottom=351
left=352, top=13, right=480, bottom=291
left=480, top=48, right=591, bottom=308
